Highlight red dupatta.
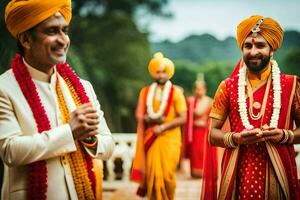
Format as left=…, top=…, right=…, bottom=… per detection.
left=200, top=59, right=243, bottom=200
left=184, top=96, right=197, bottom=158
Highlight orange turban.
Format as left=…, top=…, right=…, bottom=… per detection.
left=5, top=0, right=72, bottom=38
left=148, top=52, right=175, bottom=79
left=236, top=15, right=283, bottom=51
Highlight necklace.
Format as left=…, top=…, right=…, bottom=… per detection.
left=246, top=74, right=271, bottom=121
left=146, top=80, right=172, bottom=120
left=237, top=60, right=281, bottom=130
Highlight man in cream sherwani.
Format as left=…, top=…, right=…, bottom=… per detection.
left=0, top=0, right=114, bottom=199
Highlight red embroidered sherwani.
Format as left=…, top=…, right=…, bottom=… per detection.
left=210, top=66, right=300, bottom=199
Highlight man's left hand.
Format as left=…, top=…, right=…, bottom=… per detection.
left=262, top=128, right=284, bottom=143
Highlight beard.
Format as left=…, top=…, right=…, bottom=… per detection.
left=244, top=54, right=271, bottom=73
left=155, top=79, right=167, bottom=85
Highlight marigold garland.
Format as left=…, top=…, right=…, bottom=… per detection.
left=10, top=54, right=96, bottom=200
left=56, top=76, right=95, bottom=199
left=57, top=63, right=96, bottom=192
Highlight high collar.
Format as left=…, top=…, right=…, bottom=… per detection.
left=247, top=64, right=271, bottom=88
left=23, top=58, right=56, bottom=83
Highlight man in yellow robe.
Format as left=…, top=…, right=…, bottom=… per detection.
left=131, top=52, right=187, bottom=200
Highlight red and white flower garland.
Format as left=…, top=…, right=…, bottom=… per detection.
left=10, top=54, right=96, bottom=200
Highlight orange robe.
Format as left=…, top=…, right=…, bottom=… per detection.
left=131, top=84, right=187, bottom=200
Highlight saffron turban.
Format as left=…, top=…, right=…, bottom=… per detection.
left=5, top=0, right=72, bottom=38
left=148, top=52, right=175, bottom=79
left=236, top=15, right=284, bottom=51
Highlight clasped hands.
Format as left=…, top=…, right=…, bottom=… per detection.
left=232, top=126, right=284, bottom=145
left=69, top=102, right=99, bottom=141
left=143, top=114, right=165, bottom=136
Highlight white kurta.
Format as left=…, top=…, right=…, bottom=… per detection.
left=0, top=63, right=114, bottom=200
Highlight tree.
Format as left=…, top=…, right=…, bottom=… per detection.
left=69, top=0, right=170, bottom=132
left=281, top=48, right=300, bottom=76
left=172, top=59, right=235, bottom=98
left=0, top=0, right=17, bottom=73
left=72, top=0, right=169, bottom=17
left=71, top=14, right=152, bottom=132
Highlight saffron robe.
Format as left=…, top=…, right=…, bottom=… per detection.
left=131, top=84, right=186, bottom=200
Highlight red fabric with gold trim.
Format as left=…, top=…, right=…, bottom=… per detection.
left=219, top=73, right=299, bottom=199
left=200, top=119, right=218, bottom=200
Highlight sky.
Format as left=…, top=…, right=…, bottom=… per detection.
left=138, top=0, right=300, bottom=42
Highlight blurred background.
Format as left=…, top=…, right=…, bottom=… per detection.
left=1, top=0, right=300, bottom=133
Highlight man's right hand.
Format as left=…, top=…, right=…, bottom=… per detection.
left=232, top=128, right=265, bottom=145
left=69, top=102, right=99, bottom=141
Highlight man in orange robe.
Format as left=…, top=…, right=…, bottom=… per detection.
left=131, top=52, right=187, bottom=200
left=209, top=15, right=300, bottom=199
left=185, top=76, right=212, bottom=178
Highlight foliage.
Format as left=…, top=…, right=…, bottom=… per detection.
left=172, top=60, right=235, bottom=98
left=281, top=47, right=300, bottom=76
left=69, top=14, right=152, bottom=132
left=0, top=0, right=17, bottom=73
left=72, top=0, right=169, bottom=17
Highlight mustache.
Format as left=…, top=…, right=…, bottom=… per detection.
left=155, top=79, right=166, bottom=85
left=246, top=55, right=263, bottom=60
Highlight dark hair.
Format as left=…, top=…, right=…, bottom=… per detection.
left=17, top=41, right=25, bottom=55
left=16, top=27, right=36, bottom=55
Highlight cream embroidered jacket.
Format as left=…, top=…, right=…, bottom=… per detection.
left=0, top=64, right=114, bottom=200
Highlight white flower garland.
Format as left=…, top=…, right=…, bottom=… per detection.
left=147, top=80, right=172, bottom=120
left=237, top=60, right=281, bottom=130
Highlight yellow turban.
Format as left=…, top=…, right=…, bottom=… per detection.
left=236, top=15, right=284, bottom=51
left=5, top=0, right=72, bottom=38
left=148, top=52, right=175, bottom=79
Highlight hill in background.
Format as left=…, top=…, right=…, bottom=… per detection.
left=151, top=30, right=300, bottom=96
left=152, top=30, right=300, bottom=65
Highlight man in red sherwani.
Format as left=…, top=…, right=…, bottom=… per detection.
left=209, top=15, right=300, bottom=199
